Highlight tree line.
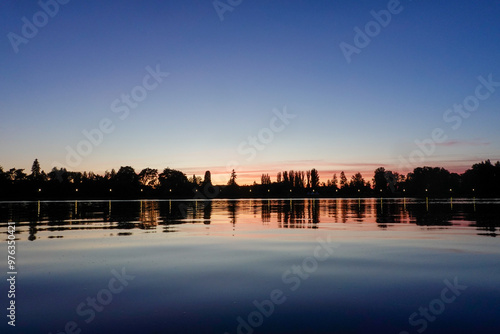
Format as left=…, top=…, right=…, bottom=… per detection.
left=257, top=160, right=500, bottom=197
left=0, top=159, right=499, bottom=199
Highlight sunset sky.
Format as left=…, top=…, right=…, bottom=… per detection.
left=1, top=0, right=499, bottom=185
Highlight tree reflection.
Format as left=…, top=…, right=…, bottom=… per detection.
left=203, top=201, right=212, bottom=224
left=277, top=199, right=319, bottom=229
left=139, top=201, right=160, bottom=228
left=261, top=200, right=271, bottom=224
left=159, top=200, right=188, bottom=223
left=2, top=199, right=500, bottom=240
left=228, top=200, right=237, bottom=225
left=375, top=199, right=406, bottom=228
left=405, top=202, right=454, bottom=226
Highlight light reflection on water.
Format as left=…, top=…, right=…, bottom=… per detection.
left=0, top=198, right=499, bottom=241
left=1, top=199, right=499, bottom=333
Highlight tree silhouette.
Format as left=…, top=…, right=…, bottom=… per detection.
left=340, top=171, right=347, bottom=189
left=189, top=174, right=201, bottom=186
left=203, top=171, right=212, bottom=185
left=297, top=171, right=305, bottom=188
left=406, top=167, right=459, bottom=196
left=159, top=168, right=190, bottom=194
left=201, top=170, right=213, bottom=190
left=0, top=167, right=8, bottom=197
left=114, top=166, right=140, bottom=195
left=384, top=170, right=398, bottom=193
left=48, top=167, right=68, bottom=183
left=350, top=172, right=366, bottom=190
left=373, top=167, right=387, bottom=192
left=1, top=159, right=500, bottom=199
left=289, top=170, right=295, bottom=187
left=30, top=159, right=41, bottom=180
left=461, top=160, right=500, bottom=196
left=332, top=173, right=338, bottom=189
left=261, top=173, right=271, bottom=185
left=138, top=168, right=159, bottom=188
left=310, top=168, right=320, bottom=189
left=115, top=166, right=138, bottom=183
left=14, top=169, right=27, bottom=181
left=283, top=171, right=289, bottom=186
left=228, top=169, right=237, bottom=186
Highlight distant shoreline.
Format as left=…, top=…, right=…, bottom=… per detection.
left=0, top=195, right=493, bottom=202
left=2, top=159, right=499, bottom=200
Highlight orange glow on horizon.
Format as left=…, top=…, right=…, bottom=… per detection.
left=48, top=160, right=478, bottom=187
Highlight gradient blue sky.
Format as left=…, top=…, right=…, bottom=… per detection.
left=1, top=0, right=499, bottom=184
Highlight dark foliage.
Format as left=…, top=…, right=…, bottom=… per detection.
left=0, top=159, right=499, bottom=200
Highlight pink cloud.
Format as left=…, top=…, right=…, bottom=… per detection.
left=436, top=139, right=490, bottom=147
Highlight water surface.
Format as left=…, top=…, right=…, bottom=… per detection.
left=1, top=198, right=499, bottom=333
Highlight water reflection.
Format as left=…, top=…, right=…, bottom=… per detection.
left=203, top=201, right=212, bottom=224
left=275, top=199, right=320, bottom=228
left=1, top=198, right=499, bottom=240
left=228, top=200, right=237, bottom=225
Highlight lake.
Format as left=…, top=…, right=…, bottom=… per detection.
left=1, top=198, right=499, bottom=333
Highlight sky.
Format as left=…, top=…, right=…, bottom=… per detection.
left=1, top=0, right=499, bottom=185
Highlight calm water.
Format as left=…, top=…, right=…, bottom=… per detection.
left=1, top=198, right=500, bottom=334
